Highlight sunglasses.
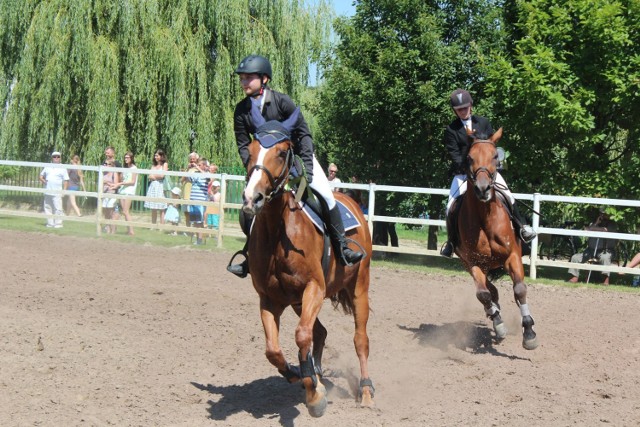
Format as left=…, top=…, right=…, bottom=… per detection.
left=52, top=155, right=61, bottom=158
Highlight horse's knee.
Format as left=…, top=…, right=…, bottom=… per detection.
left=513, top=281, right=527, bottom=302
left=476, top=289, right=492, bottom=306
left=295, top=325, right=313, bottom=351
left=265, top=348, right=283, bottom=367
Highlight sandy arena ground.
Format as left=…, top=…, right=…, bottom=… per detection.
left=1, top=229, right=639, bottom=426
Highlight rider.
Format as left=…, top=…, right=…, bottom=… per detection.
left=440, top=88, right=536, bottom=258
left=227, top=54, right=364, bottom=277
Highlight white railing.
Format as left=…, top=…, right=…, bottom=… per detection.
left=1, top=159, right=639, bottom=280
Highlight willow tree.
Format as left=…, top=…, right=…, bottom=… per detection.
left=0, top=0, right=331, bottom=166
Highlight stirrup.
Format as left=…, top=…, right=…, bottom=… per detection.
left=440, top=241, right=454, bottom=258
left=226, top=250, right=249, bottom=278
left=519, top=225, right=536, bottom=243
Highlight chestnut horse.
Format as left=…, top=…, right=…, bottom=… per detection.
left=241, top=111, right=374, bottom=417
left=455, top=128, right=539, bottom=350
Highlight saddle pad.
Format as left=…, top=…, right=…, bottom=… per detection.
left=300, top=199, right=361, bottom=233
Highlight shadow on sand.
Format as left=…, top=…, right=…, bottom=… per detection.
left=399, top=321, right=530, bottom=361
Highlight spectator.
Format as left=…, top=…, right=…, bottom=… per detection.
left=66, top=154, right=86, bottom=217
left=567, top=209, right=617, bottom=285
left=144, top=149, right=169, bottom=226
left=182, top=158, right=209, bottom=245
left=102, top=158, right=121, bottom=234
left=115, top=151, right=138, bottom=236
left=39, top=151, right=69, bottom=228
left=164, top=187, right=182, bottom=235
left=103, top=146, right=122, bottom=224
left=206, top=180, right=221, bottom=229
left=181, top=152, right=200, bottom=228
left=328, top=163, right=341, bottom=191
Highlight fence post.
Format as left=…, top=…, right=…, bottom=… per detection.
left=217, top=175, right=226, bottom=248
left=529, top=192, right=541, bottom=279
left=367, top=183, right=375, bottom=237
left=96, top=166, right=104, bottom=236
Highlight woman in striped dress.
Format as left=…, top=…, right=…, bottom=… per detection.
left=144, top=149, right=168, bottom=226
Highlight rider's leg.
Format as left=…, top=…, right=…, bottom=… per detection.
left=440, top=175, right=466, bottom=257
left=227, top=210, right=253, bottom=278
left=310, top=157, right=363, bottom=266
left=495, top=173, right=536, bottom=243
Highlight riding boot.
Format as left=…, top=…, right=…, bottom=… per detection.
left=226, top=211, right=253, bottom=278
left=511, top=202, right=536, bottom=243
left=326, top=205, right=363, bottom=266
left=440, top=198, right=459, bottom=258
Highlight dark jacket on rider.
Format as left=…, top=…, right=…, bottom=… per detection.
left=443, top=114, right=494, bottom=176
left=234, top=88, right=315, bottom=182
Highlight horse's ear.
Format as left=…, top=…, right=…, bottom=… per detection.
left=250, top=102, right=266, bottom=128
left=490, top=127, right=503, bottom=143
left=281, top=107, right=300, bottom=132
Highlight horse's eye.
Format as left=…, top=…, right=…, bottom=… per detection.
left=278, top=150, right=287, bottom=159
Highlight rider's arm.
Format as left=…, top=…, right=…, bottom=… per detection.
left=443, top=126, right=465, bottom=174
left=276, top=93, right=315, bottom=183
left=234, top=100, right=252, bottom=167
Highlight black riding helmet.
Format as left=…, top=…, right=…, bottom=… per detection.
left=235, top=54, right=273, bottom=79
left=450, top=88, right=473, bottom=109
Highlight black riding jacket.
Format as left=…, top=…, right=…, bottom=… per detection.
left=234, top=88, right=315, bottom=182
left=443, top=114, right=494, bottom=176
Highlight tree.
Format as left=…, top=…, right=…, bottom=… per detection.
left=0, top=0, right=331, bottom=167
left=317, top=0, right=506, bottom=220
left=483, top=0, right=640, bottom=227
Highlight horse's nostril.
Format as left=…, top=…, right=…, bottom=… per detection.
left=254, top=193, right=264, bottom=204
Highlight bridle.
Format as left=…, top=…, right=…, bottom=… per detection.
left=467, top=140, right=497, bottom=188
left=246, top=137, right=294, bottom=202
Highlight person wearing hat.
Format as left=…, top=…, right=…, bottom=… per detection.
left=227, top=54, right=363, bottom=277
left=440, top=88, right=536, bottom=258
left=39, top=151, right=70, bottom=228
left=206, top=180, right=221, bottom=229
left=164, top=186, right=182, bottom=232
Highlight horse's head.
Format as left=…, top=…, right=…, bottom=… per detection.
left=466, top=127, right=503, bottom=202
left=242, top=106, right=299, bottom=215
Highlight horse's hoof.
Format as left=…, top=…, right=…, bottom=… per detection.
left=307, top=383, right=327, bottom=418
left=522, top=326, right=538, bottom=350
left=523, top=332, right=539, bottom=350
left=523, top=338, right=539, bottom=350
left=360, top=392, right=375, bottom=408
left=493, top=318, right=508, bottom=340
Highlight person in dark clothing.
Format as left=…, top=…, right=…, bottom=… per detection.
left=440, top=88, right=536, bottom=258
left=227, top=54, right=363, bottom=277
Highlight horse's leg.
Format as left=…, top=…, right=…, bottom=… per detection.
left=259, top=297, right=302, bottom=382
left=470, top=266, right=507, bottom=340
left=352, top=277, right=375, bottom=408
left=296, top=280, right=328, bottom=417
left=292, top=303, right=327, bottom=376
left=505, top=254, right=539, bottom=350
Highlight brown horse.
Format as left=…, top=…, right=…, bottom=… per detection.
left=455, top=128, right=538, bottom=350
left=241, top=112, right=374, bottom=417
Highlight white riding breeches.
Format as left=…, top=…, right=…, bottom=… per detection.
left=446, top=172, right=514, bottom=214
left=308, top=155, right=336, bottom=210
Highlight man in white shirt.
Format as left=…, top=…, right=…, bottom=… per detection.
left=39, top=151, right=69, bottom=228
left=327, top=163, right=342, bottom=192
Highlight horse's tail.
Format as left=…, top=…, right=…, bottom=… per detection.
left=330, top=289, right=355, bottom=315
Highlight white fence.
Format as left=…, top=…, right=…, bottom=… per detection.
left=2, top=159, right=639, bottom=280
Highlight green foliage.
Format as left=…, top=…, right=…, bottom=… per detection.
left=0, top=0, right=331, bottom=168
left=483, top=0, right=640, bottom=228
left=317, top=0, right=506, bottom=218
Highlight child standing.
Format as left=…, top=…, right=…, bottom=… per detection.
left=164, top=187, right=181, bottom=234
left=207, top=180, right=221, bottom=229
